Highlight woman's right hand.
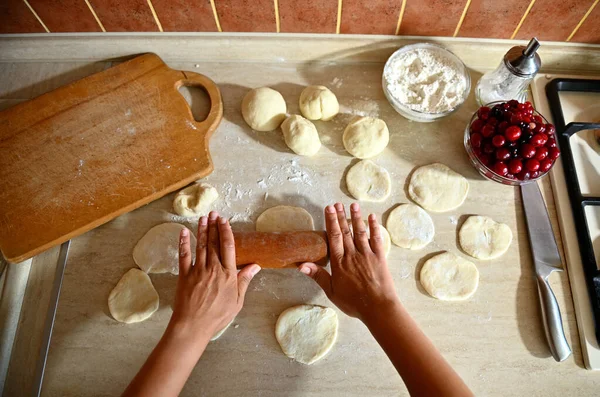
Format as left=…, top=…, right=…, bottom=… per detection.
left=298, top=202, right=399, bottom=320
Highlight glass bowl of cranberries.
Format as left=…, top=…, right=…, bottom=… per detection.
left=464, top=100, right=560, bottom=185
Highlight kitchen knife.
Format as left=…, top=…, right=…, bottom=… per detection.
left=521, top=182, right=572, bottom=362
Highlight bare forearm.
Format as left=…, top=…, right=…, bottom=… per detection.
left=123, top=322, right=211, bottom=397
left=364, top=300, right=473, bottom=397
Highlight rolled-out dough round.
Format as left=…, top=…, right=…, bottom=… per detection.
left=133, top=223, right=196, bottom=275
left=275, top=305, right=338, bottom=365
left=420, top=252, right=479, bottom=301
left=299, top=85, right=339, bottom=121
left=346, top=159, right=391, bottom=202
left=242, top=87, right=287, bottom=131
left=256, top=205, right=314, bottom=232
left=211, top=319, right=234, bottom=341
left=108, top=268, right=159, bottom=324
left=281, top=115, right=321, bottom=156
left=342, top=116, right=389, bottom=159
left=408, top=163, right=469, bottom=212
left=386, top=204, right=434, bottom=250
left=459, top=215, right=512, bottom=260
left=173, top=182, right=218, bottom=217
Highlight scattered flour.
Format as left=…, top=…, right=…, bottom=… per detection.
left=384, top=47, right=467, bottom=113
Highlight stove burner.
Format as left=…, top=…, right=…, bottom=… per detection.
left=547, top=78, right=600, bottom=344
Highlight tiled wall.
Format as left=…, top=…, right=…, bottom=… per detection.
left=1, top=0, right=598, bottom=44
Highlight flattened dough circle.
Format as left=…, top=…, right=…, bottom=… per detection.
left=346, top=160, right=391, bottom=202
left=459, top=215, right=512, bottom=260
left=420, top=252, right=479, bottom=301
left=275, top=305, right=338, bottom=365
left=342, top=116, right=389, bottom=159
left=133, top=223, right=196, bottom=275
left=386, top=204, right=434, bottom=250
left=256, top=205, right=314, bottom=232
left=408, top=163, right=469, bottom=212
left=108, top=268, right=159, bottom=323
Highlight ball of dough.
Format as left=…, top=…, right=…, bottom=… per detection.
left=275, top=305, right=338, bottom=365
left=420, top=252, right=479, bottom=301
left=459, top=216, right=512, bottom=260
left=346, top=160, right=391, bottom=202
left=299, top=85, right=339, bottom=121
left=408, top=163, right=469, bottom=212
left=173, top=182, right=218, bottom=217
left=242, top=87, right=287, bottom=131
left=256, top=205, right=314, bottom=232
left=281, top=115, right=321, bottom=156
left=108, top=268, right=159, bottom=324
left=342, top=116, right=389, bottom=159
left=386, top=204, right=434, bottom=250
left=133, top=223, right=196, bottom=275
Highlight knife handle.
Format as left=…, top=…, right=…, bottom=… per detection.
left=536, top=274, right=572, bottom=362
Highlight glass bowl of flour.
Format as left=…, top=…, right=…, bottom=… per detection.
left=382, top=43, right=470, bottom=122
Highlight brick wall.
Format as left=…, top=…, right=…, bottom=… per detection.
left=1, top=0, right=598, bottom=44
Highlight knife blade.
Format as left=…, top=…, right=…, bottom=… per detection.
left=521, top=182, right=572, bottom=362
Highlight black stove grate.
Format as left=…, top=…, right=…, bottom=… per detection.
left=546, top=78, right=600, bottom=344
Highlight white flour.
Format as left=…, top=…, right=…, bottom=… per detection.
left=384, top=48, right=467, bottom=113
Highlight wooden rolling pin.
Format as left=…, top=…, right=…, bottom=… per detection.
left=234, top=231, right=328, bottom=268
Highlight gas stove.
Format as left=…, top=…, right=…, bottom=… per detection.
left=532, top=75, right=600, bottom=369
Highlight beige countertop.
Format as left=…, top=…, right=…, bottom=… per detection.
left=1, top=34, right=600, bottom=396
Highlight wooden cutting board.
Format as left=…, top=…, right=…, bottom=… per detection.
left=0, top=53, right=223, bottom=263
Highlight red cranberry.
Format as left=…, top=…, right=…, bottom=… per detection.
left=482, top=124, right=495, bottom=138
left=521, top=143, right=536, bottom=158
left=487, top=117, right=498, bottom=125
left=505, top=126, right=522, bottom=141
left=548, top=147, right=560, bottom=160
left=508, top=100, right=519, bottom=108
left=534, top=123, right=546, bottom=134
left=492, top=135, right=506, bottom=147
left=525, top=159, right=540, bottom=172
left=535, top=146, right=549, bottom=161
left=478, top=107, right=491, bottom=120
left=533, top=115, right=544, bottom=124
left=494, top=162, right=508, bottom=176
left=479, top=153, right=491, bottom=166
left=496, top=148, right=511, bottom=161
left=497, top=121, right=509, bottom=133
left=483, top=143, right=495, bottom=154
left=510, top=114, right=521, bottom=124
left=529, top=122, right=536, bottom=130
left=547, top=138, right=557, bottom=148
left=531, top=133, right=548, bottom=147
left=471, top=132, right=483, bottom=148
left=546, top=124, right=556, bottom=135
left=517, top=171, right=531, bottom=180
left=525, top=101, right=533, bottom=109
left=471, top=119, right=485, bottom=133
left=508, top=159, right=523, bottom=174
left=531, top=171, right=541, bottom=179
left=540, top=158, right=553, bottom=172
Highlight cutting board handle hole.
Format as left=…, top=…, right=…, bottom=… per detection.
left=178, top=85, right=211, bottom=123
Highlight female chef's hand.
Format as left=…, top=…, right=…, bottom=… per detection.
left=298, top=203, right=398, bottom=321
left=170, top=211, right=261, bottom=340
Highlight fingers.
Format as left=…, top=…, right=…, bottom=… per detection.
left=298, top=263, right=332, bottom=298
left=218, top=216, right=236, bottom=270
left=324, top=205, right=344, bottom=260
left=368, top=213, right=385, bottom=258
left=196, top=215, right=208, bottom=267
left=237, top=264, right=261, bottom=303
left=206, top=211, right=221, bottom=267
left=334, top=203, right=355, bottom=254
left=178, top=228, right=193, bottom=276
left=350, top=203, right=370, bottom=253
